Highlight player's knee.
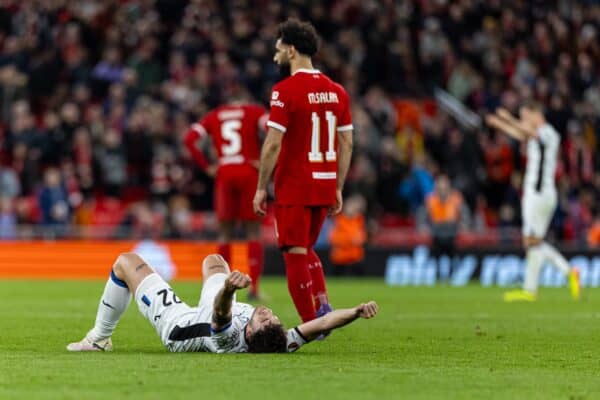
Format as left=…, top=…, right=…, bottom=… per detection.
left=202, top=254, right=230, bottom=278
left=114, top=252, right=145, bottom=274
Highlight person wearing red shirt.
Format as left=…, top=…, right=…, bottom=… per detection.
left=253, top=19, right=353, bottom=323
left=184, top=90, right=268, bottom=300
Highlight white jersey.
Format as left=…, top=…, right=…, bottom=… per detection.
left=135, top=273, right=308, bottom=353
left=523, top=124, right=560, bottom=195
left=521, top=123, right=560, bottom=238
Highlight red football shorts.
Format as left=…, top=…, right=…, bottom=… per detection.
left=214, top=164, right=259, bottom=221
left=274, top=204, right=329, bottom=249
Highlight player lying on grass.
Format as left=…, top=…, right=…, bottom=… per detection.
left=67, top=253, right=378, bottom=353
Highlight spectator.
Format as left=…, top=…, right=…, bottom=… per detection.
left=38, top=168, right=70, bottom=227
left=0, top=164, right=20, bottom=199
left=0, top=196, right=16, bottom=239
left=329, top=195, right=368, bottom=276
left=421, top=175, right=469, bottom=274
left=0, top=0, right=595, bottom=244
left=587, top=212, right=600, bottom=248
left=95, top=128, right=127, bottom=198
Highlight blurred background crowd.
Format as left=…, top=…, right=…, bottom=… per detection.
left=0, top=0, right=598, bottom=247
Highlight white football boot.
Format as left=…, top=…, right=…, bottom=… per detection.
left=67, top=332, right=113, bottom=352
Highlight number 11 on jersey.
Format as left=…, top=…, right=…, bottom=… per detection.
left=309, top=111, right=337, bottom=163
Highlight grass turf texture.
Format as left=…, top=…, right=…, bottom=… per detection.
left=0, top=279, right=599, bottom=400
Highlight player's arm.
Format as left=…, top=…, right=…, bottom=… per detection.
left=496, top=108, right=538, bottom=138
left=331, top=130, right=353, bottom=215
left=211, top=271, right=251, bottom=332
left=485, top=114, right=527, bottom=142
left=253, top=127, right=283, bottom=216
left=184, top=122, right=217, bottom=175
left=295, top=301, right=378, bottom=342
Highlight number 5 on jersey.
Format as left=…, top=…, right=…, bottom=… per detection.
left=221, top=120, right=242, bottom=156
left=309, top=111, right=337, bottom=163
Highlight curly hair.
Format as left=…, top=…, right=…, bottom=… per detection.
left=247, top=323, right=288, bottom=353
left=277, top=18, right=320, bottom=57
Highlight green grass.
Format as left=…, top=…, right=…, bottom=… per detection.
left=1, top=279, right=599, bottom=400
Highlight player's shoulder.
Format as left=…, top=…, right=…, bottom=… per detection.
left=538, top=123, right=560, bottom=141
left=240, top=102, right=267, bottom=115
left=328, top=78, right=349, bottom=98
left=271, top=76, right=296, bottom=94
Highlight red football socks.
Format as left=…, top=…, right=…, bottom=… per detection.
left=308, top=249, right=329, bottom=310
left=217, top=243, right=230, bottom=264
left=248, top=241, right=263, bottom=295
left=283, top=252, right=316, bottom=322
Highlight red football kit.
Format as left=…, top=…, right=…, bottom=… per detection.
left=267, top=68, right=353, bottom=322
left=267, top=69, right=352, bottom=248
left=184, top=103, right=268, bottom=222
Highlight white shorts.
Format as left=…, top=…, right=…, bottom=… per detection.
left=134, top=273, right=232, bottom=351
left=521, top=190, right=557, bottom=238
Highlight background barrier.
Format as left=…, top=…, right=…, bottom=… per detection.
left=2, top=241, right=598, bottom=288
left=0, top=240, right=250, bottom=280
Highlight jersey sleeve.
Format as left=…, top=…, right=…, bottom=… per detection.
left=183, top=121, right=209, bottom=170
left=286, top=327, right=309, bottom=353
left=210, top=318, right=246, bottom=353
left=267, top=84, right=289, bottom=133
left=336, top=86, right=353, bottom=133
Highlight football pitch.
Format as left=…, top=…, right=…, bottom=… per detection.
left=1, top=278, right=599, bottom=400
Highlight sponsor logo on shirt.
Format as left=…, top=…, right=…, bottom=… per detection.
left=271, top=91, right=285, bottom=107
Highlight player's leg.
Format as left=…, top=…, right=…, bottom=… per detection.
left=307, top=206, right=331, bottom=315
left=67, top=253, right=154, bottom=351
left=522, top=236, right=544, bottom=294
left=243, top=220, right=264, bottom=299
left=202, top=253, right=231, bottom=283
left=527, top=194, right=579, bottom=299
left=238, top=166, right=264, bottom=299
left=506, top=195, right=540, bottom=302
left=198, top=254, right=232, bottom=307
left=218, top=221, right=234, bottom=263
left=538, top=241, right=569, bottom=272
left=539, top=240, right=580, bottom=299
left=505, top=236, right=542, bottom=302
left=215, top=170, right=235, bottom=263
left=275, top=204, right=316, bottom=322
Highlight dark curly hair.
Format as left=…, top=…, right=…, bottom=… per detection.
left=247, top=323, right=288, bottom=353
left=277, top=18, right=320, bottom=57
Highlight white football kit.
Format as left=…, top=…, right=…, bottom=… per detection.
left=134, top=273, right=308, bottom=353
left=521, top=124, right=560, bottom=238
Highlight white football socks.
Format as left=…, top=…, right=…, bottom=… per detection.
left=539, top=242, right=571, bottom=275
left=523, top=244, right=543, bottom=293
left=89, top=270, right=132, bottom=340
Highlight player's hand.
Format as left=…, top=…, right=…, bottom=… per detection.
left=329, top=189, right=343, bottom=216
left=253, top=189, right=267, bottom=217
left=485, top=114, right=502, bottom=128
left=206, top=164, right=218, bottom=177
left=224, top=271, right=251, bottom=292
left=355, top=301, right=378, bottom=319
left=496, top=107, right=512, bottom=121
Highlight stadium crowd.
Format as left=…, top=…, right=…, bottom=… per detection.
left=0, top=0, right=598, bottom=245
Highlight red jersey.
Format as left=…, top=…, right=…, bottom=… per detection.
left=184, top=103, right=268, bottom=170
left=267, top=69, right=352, bottom=205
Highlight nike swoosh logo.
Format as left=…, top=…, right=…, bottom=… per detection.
left=92, top=342, right=106, bottom=351
left=102, top=300, right=115, bottom=310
